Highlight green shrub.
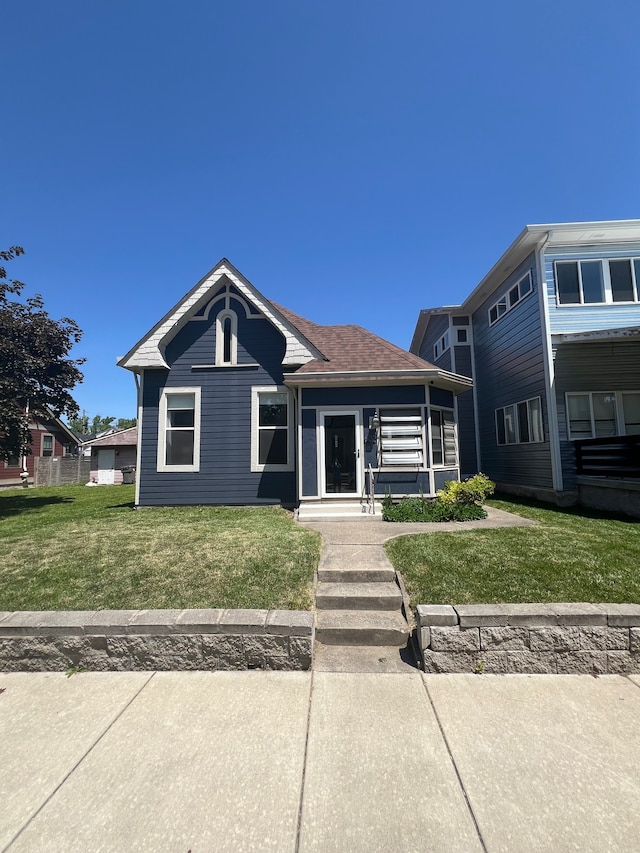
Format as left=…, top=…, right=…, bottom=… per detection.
left=437, top=473, right=495, bottom=506
left=382, top=496, right=487, bottom=523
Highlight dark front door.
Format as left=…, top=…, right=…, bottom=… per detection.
left=322, top=413, right=359, bottom=496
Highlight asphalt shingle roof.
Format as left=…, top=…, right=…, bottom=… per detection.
left=272, top=303, right=439, bottom=374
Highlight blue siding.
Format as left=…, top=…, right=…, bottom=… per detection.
left=301, top=409, right=317, bottom=497
left=301, top=386, right=426, bottom=407
left=544, top=242, right=640, bottom=334
left=138, top=304, right=296, bottom=506
left=374, top=472, right=432, bottom=496
left=453, top=345, right=478, bottom=477
left=434, top=469, right=459, bottom=491
left=472, top=251, right=553, bottom=488
left=418, top=313, right=449, bottom=366
left=429, top=387, right=454, bottom=408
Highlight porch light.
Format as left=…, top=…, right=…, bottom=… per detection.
left=369, top=410, right=380, bottom=430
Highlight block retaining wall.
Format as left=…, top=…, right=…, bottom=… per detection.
left=417, top=603, right=640, bottom=674
left=0, top=609, right=313, bottom=672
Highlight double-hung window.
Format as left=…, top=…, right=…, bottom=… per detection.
left=251, top=386, right=293, bottom=471
left=566, top=391, right=640, bottom=440
left=379, top=409, right=425, bottom=467
left=42, top=435, right=54, bottom=457
left=158, top=388, right=201, bottom=471
left=430, top=408, right=457, bottom=467
left=496, top=397, right=543, bottom=445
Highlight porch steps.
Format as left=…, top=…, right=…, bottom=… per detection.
left=314, top=543, right=410, bottom=648
left=316, top=582, right=402, bottom=611
left=298, top=500, right=383, bottom=520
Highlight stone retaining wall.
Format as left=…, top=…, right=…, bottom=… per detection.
left=0, top=609, right=313, bottom=672
left=417, top=603, right=640, bottom=674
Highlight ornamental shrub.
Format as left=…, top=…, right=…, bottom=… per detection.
left=382, top=474, right=495, bottom=522
left=437, top=473, right=495, bottom=506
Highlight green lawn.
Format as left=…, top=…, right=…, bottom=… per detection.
left=0, top=485, right=321, bottom=611
left=385, top=495, right=640, bottom=605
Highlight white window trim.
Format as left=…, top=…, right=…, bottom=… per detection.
left=433, top=331, right=450, bottom=361
left=565, top=390, right=640, bottom=440
left=488, top=271, right=533, bottom=326
left=555, top=258, right=640, bottom=307
left=495, top=396, right=544, bottom=446
left=251, top=385, right=295, bottom=473
left=157, top=387, right=201, bottom=472
left=429, top=406, right=458, bottom=468
left=41, top=433, right=54, bottom=457
left=215, top=309, right=238, bottom=365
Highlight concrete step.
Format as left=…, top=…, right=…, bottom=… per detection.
left=316, top=582, right=402, bottom=611
left=315, top=610, right=410, bottom=647
left=298, top=501, right=383, bottom=520
left=318, top=567, right=396, bottom=584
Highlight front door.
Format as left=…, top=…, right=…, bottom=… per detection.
left=320, top=411, right=362, bottom=497
left=97, top=449, right=116, bottom=484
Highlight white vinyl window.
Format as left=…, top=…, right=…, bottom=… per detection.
left=157, top=388, right=201, bottom=472
left=433, top=331, right=450, bottom=361
left=251, top=386, right=294, bottom=472
left=379, top=408, right=425, bottom=468
left=488, top=272, right=533, bottom=325
left=566, top=391, right=640, bottom=440
left=555, top=258, right=640, bottom=305
left=430, top=408, right=457, bottom=467
left=215, top=309, right=238, bottom=365
left=496, top=397, right=544, bottom=445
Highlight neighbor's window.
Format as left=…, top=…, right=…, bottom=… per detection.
left=42, top=435, right=54, bottom=457
left=158, top=388, right=201, bottom=471
left=430, top=408, right=457, bottom=467
left=433, top=331, right=450, bottom=360
left=555, top=258, right=640, bottom=305
left=251, top=386, right=293, bottom=471
left=566, top=391, right=640, bottom=440
left=379, top=408, right=425, bottom=468
left=488, top=271, right=533, bottom=325
left=609, top=259, right=640, bottom=303
left=496, top=397, right=543, bottom=445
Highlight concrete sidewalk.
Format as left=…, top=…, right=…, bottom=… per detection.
left=2, top=671, right=640, bottom=852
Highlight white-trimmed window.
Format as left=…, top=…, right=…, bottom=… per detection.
left=496, top=397, right=543, bottom=445
left=157, top=388, right=201, bottom=472
left=488, top=272, right=533, bottom=325
left=555, top=258, right=640, bottom=305
left=566, top=391, right=640, bottom=440
left=379, top=408, right=425, bottom=468
left=433, top=331, right=450, bottom=360
left=430, top=408, right=457, bottom=467
left=215, top=309, right=238, bottom=365
left=251, top=386, right=294, bottom=471
left=41, top=434, right=54, bottom=457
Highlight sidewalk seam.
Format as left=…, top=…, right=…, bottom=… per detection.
left=2, top=671, right=156, bottom=853
left=294, top=669, right=315, bottom=853
left=420, top=677, right=489, bottom=853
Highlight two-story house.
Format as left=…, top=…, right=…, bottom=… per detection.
left=411, top=220, right=640, bottom=515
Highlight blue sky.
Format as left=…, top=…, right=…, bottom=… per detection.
left=3, top=0, right=639, bottom=422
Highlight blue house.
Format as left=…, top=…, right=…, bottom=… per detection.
left=118, top=260, right=472, bottom=514
left=411, top=220, right=640, bottom=515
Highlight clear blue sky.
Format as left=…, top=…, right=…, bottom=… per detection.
left=3, top=0, right=639, bottom=422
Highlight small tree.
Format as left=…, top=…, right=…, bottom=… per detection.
left=0, top=247, right=84, bottom=462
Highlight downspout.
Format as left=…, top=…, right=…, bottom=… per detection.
left=536, top=231, right=564, bottom=492
left=21, top=399, right=29, bottom=487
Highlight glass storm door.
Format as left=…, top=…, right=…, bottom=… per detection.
left=321, top=412, right=361, bottom=497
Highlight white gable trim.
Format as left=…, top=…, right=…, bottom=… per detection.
left=117, top=260, right=325, bottom=371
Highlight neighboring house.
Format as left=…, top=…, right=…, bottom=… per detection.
left=411, top=219, right=640, bottom=514
left=117, top=259, right=472, bottom=510
left=81, top=427, right=138, bottom=485
left=0, top=410, right=80, bottom=486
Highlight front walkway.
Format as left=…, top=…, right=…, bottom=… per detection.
left=2, top=670, right=640, bottom=852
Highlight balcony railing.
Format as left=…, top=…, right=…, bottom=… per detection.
left=574, top=435, right=640, bottom=479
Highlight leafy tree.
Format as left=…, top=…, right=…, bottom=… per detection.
left=116, top=417, right=137, bottom=430
left=0, top=247, right=84, bottom=461
left=68, top=413, right=90, bottom=434
left=90, top=415, right=116, bottom=434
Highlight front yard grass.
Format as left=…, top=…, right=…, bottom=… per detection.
left=0, top=485, right=320, bottom=611
left=385, top=495, right=640, bottom=605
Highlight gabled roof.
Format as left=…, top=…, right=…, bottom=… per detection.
left=411, top=219, right=640, bottom=352
left=81, top=427, right=138, bottom=448
left=117, top=259, right=325, bottom=371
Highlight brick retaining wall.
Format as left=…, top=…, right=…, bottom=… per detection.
left=0, top=609, right=313, bottom=672
left=417, top=603, right=640, bottom=674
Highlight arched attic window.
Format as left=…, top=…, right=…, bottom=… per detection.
left=215, top=309, right=238, bottom=365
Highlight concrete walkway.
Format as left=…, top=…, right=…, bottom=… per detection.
left=2, top=670, right=640, bottom=852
